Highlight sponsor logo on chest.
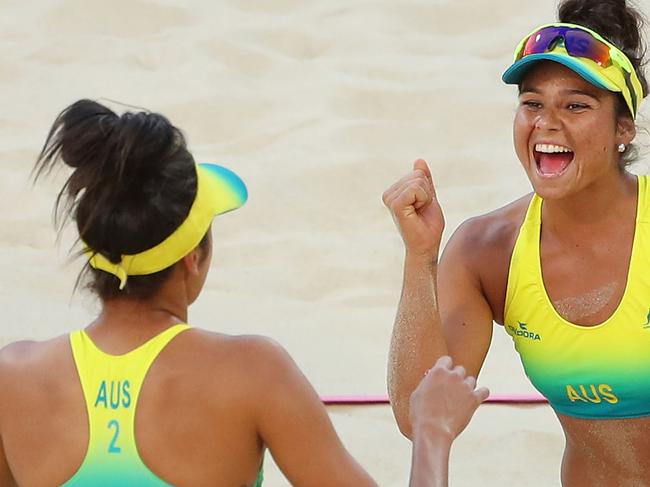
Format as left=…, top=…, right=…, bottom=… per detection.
left=508, top=321, right=541, bottom=341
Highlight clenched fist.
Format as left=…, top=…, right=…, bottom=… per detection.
left=382, top=159, right=445, bottom=261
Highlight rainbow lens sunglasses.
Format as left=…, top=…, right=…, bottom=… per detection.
left=518, top=25, right=618, bottom=67
left=505, top=23, right=644, bottom=118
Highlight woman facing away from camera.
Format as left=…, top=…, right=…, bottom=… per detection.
left=0, top=99, right=487, bottom=487
left=384, top=0, right=650, bottom=485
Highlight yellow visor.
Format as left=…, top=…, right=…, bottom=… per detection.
left=87, top=163, right=247, bottom=289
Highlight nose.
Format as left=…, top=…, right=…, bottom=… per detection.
left=534, top=108, right=562, bottom=131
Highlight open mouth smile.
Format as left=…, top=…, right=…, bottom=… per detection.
left=533, top=143, right=575, bottom=178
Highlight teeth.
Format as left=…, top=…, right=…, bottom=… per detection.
left=535, top=144, right=572, bottom=154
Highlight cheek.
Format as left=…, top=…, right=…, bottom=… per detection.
left=573, top=118, right=615, bottom=154
left=513, top=110, right=533, bottom=159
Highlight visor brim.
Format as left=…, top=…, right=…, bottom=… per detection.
left=502, top=53, right=619, bottom=92
left=198, top=163, right=248, bottom=216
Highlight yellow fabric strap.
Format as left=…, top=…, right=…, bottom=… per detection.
left=87, top=168, right=213, bottom=289
left=86, top=163, right=246, bottom=290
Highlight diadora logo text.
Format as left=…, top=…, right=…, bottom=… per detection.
left=507, top=322, right=541, bottom=341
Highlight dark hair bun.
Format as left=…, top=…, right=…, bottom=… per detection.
left=35, top=99, right=200, bottom=299
left=558, top=0, right=648, bottom=96
left=54, top=100, right=118, bottom=169
left=48, top=100, right=180, bottom=199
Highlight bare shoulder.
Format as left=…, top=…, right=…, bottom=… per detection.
left=176, top=329, right=299, bottom=383
left=0, top=335, right=69, bottom=377
left=0, top=336, right=71, bottom=414
left=174, top=330, right=315, bottom=419
left=181, top=329, right=289, bottom=360
left=442, top=193, right=532, bottom=324
left=220, top=333, right=295, bottom=373
left=447, top=193, right=532, bottom=257
left=0, top=340, right=39, bottom=366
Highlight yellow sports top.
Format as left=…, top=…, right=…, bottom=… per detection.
left=62, top=324, right=263, bottom=486
left=504, top=176, right=650, bottom=419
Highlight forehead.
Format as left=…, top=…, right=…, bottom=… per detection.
left=520, top=61, right=603, bottom=94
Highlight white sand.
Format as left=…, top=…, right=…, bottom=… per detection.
left=3, top=0, right=650, bottom=485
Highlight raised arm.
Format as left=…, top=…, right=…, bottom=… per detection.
left=408, top=356, right=489, bottom=487
left=383, top=160, right=493, bottom=438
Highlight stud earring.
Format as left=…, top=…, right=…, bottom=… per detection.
left=618, top=144, right=626, bottom=153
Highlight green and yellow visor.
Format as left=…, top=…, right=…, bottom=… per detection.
left=87, top=163, right=247, bottom=289
left=502, top=23, right=644, bottom=118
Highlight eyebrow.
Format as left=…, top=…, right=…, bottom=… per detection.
left=519, top=87, right=541, bottom=95
left=518, top=87, right=601, bottom=99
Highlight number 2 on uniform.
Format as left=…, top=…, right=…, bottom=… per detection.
left=108, top=419, right=122, bottom=453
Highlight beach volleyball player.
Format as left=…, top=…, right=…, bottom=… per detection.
left=384, top=0, right=650, bottom=484
left=0, top=100, right=486, bottom=486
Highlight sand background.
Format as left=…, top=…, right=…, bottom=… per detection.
left=2, top=0, right=650, bottom=485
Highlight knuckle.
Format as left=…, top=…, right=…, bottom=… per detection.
left=451, top=367, right=465, bottom=378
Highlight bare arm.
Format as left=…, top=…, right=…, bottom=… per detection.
left=254, top=339, right=491, bottom=487
left=253, top=339, right=377, bottom=487
left=388, top=254, right=448, bottom=438
left=437, top=222, right=494, bottom=379
left=410, top=431, right=451, bottom=487
left=384, top=160, right=493, bottom=437
left=408, top=356, right=489, bottom=487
